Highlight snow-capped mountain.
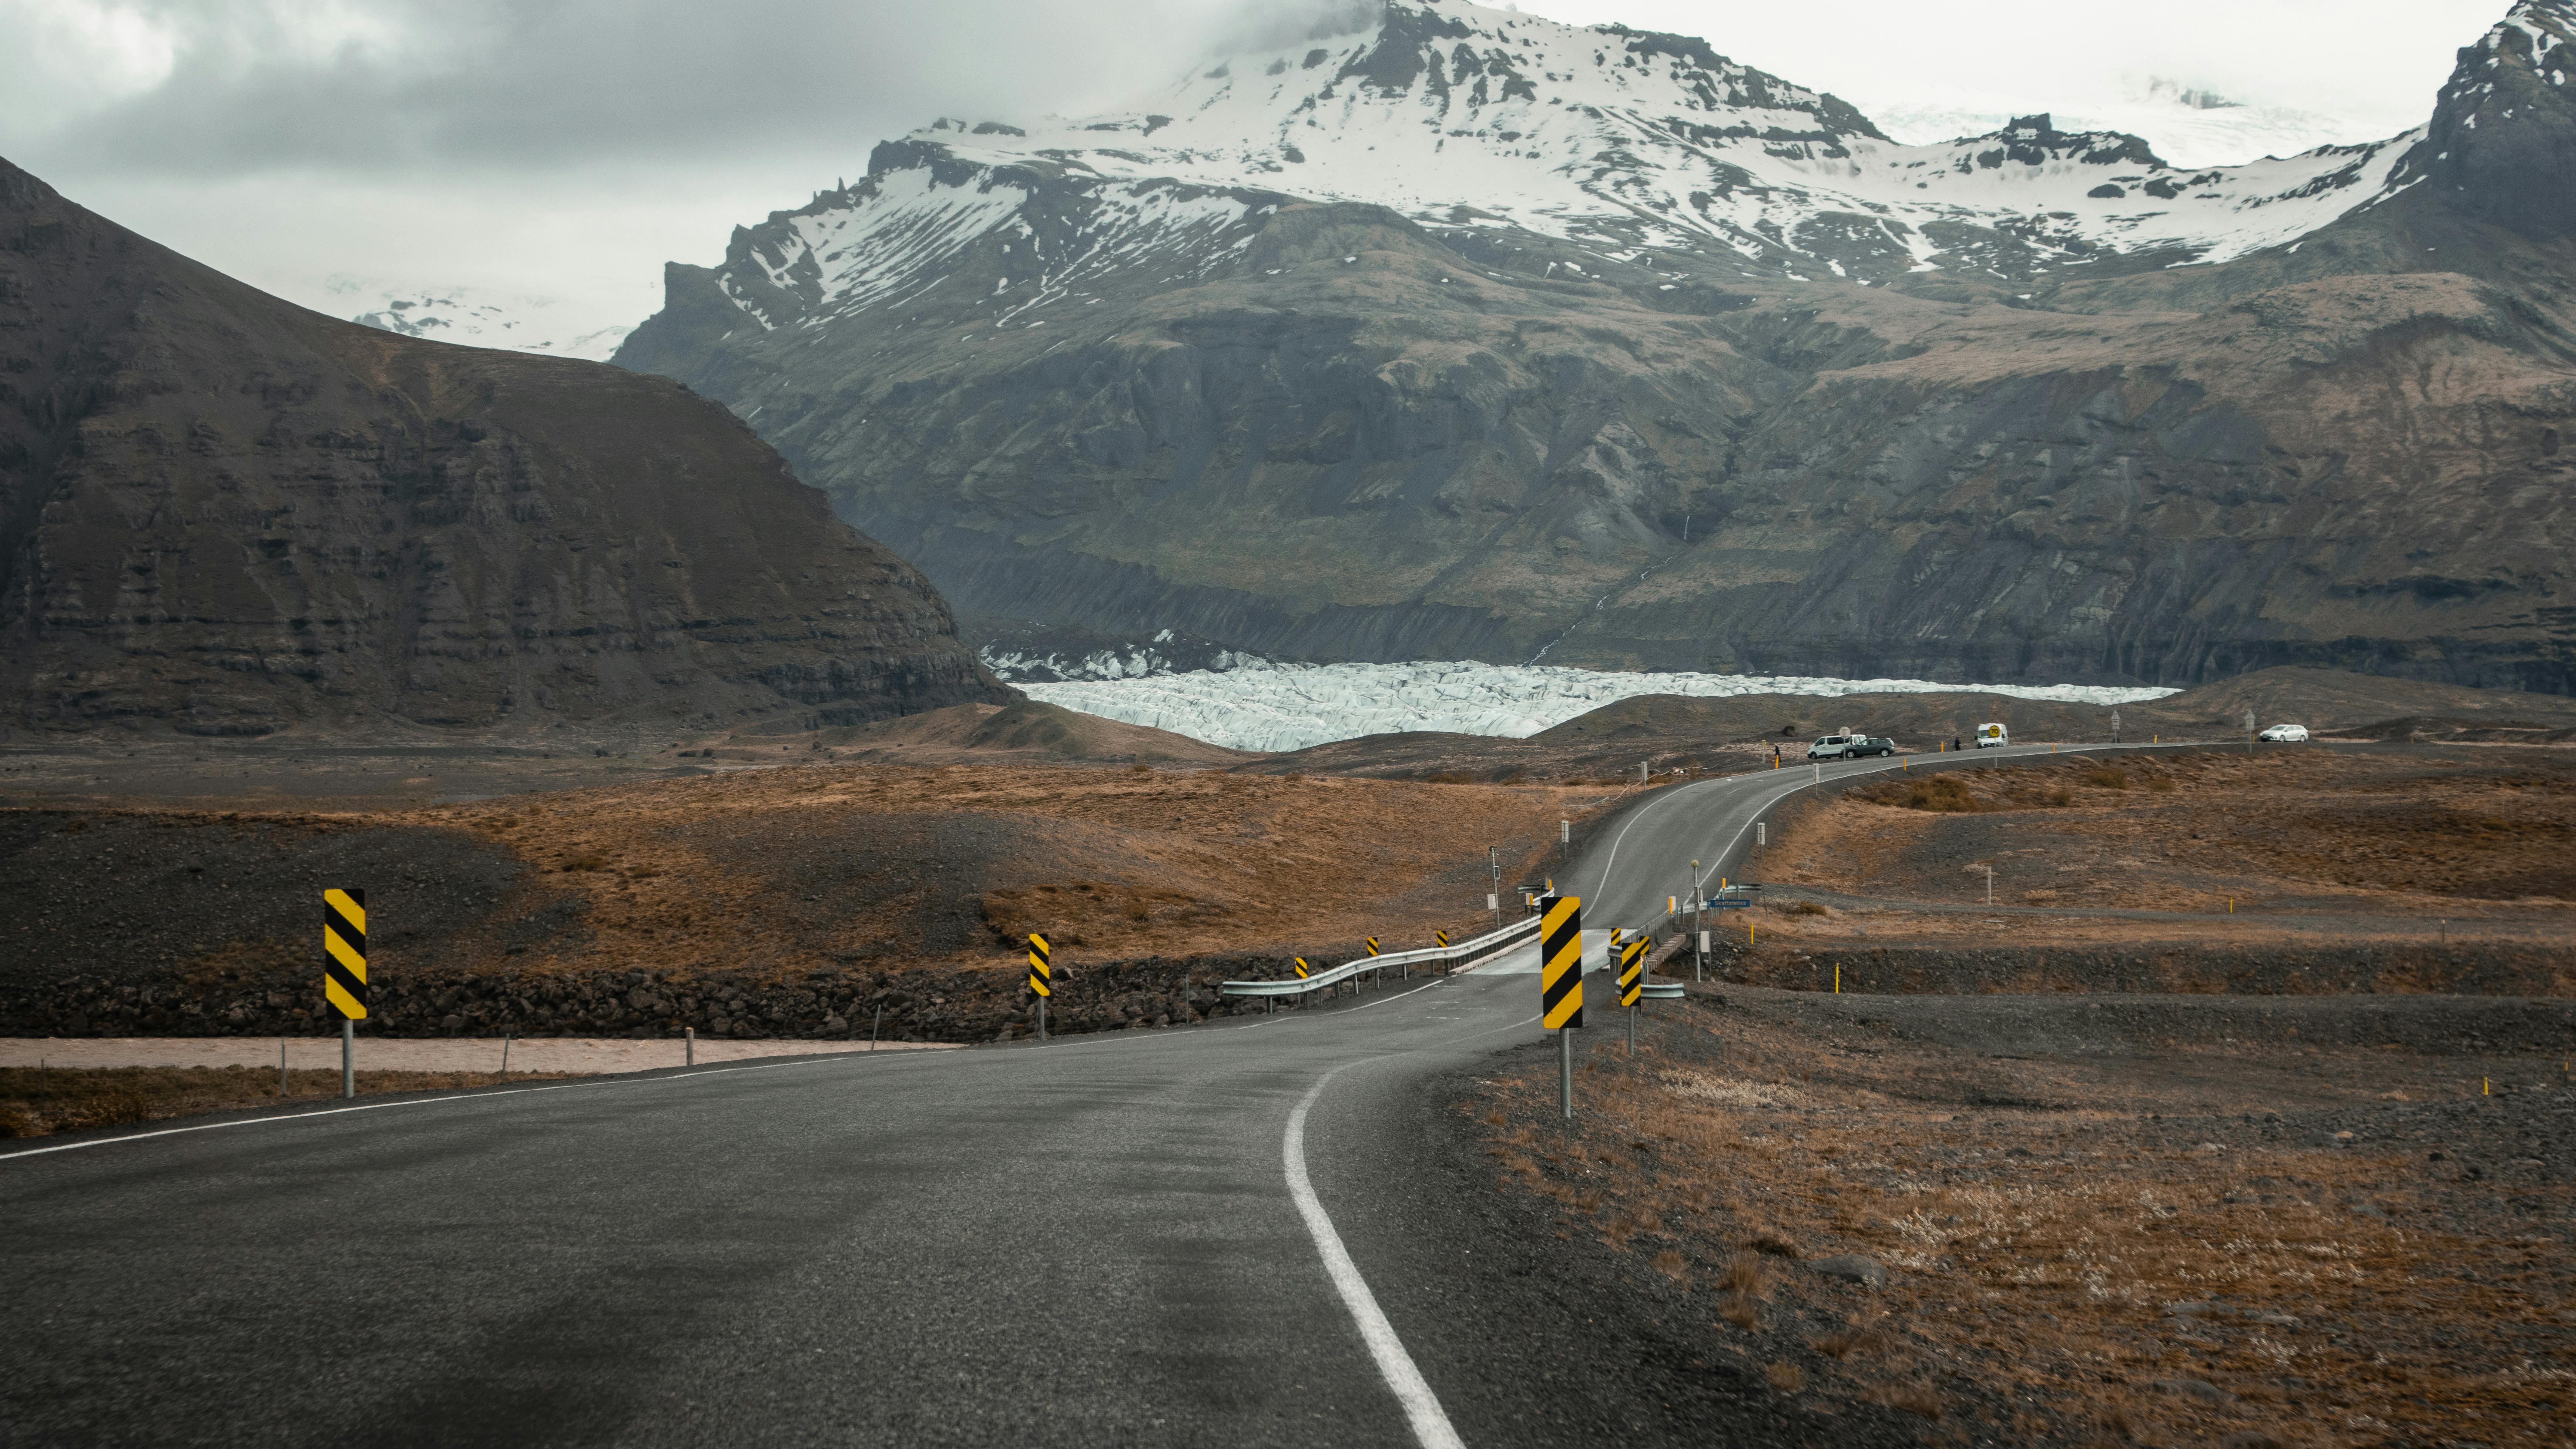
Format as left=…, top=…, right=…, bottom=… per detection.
left=702, top=0, right=2426, bottom=334
left=1871, top=79, right=2372, bottom=170
left=328, top=277, right=637, bottom=361
left=617, top=0, right=2576, bottom=699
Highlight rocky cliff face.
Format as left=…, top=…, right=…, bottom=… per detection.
left=0, top=157, right=1013, bottom=737
left=616, top=0, right=2576, bottom=692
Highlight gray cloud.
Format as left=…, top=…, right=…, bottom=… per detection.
left=8, top=0, right=1364, bottom=177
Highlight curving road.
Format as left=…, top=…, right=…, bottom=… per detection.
left=1, top=737, right=2219, bottom=1447
left=1560, top=740, right=2217, bottom=940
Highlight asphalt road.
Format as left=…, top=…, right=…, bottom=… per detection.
left=0, top=737, right=2227, bottom=1447
left=1559, top=739, right=2226, bottom=939
left=2, top=973, right=1581, bottom=1447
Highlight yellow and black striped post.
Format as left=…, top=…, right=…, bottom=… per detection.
left=323, top=888, right=366, bottom=1099
left=1540, top=894, right=1583, bottom=1118
left=1293, top=956, right=1310, bottom=979
left=1027, top=933, right=1051, bottom=1042
left=1620, top=935, right=1648, bottom=1054
left=1435, top=929, right=1449, bottom=949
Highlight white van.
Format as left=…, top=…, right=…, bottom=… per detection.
left=1975, top=722, right=2008, bottom=749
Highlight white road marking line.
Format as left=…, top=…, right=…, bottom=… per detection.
left=1336, top=979, right=1448, bottom=1013
left=1285, top=1060, right=1467, bottom=1449
left=0, top=1054, right=879, bottom=1163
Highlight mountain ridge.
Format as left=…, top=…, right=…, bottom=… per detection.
left=616, top=0, right=2576, bottom=692
left=0, top=155, right=1014, bottom=738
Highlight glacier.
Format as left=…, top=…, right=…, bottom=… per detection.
left=1017, top=660, right=2178, bottom=753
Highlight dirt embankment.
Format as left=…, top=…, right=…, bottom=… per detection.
left=1699, top=747, right=2576, bottom=993
left=0, top=761, right=1603, bottom=1041
left=1449, top=987, right=2576, bottom=1445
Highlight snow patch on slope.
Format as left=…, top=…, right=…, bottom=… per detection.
left=924, top=0, right=2418, bottom=279
left=1017, top=660, right=2176, bottom=753
left=1871, top=78, right=2375, bottom=170
left=329, top=276, right=637, bottom=360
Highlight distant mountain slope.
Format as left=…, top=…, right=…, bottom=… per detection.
left=618, top=0, right=2576, bottom=694
left=0, top=156, right=1012, bottom=737
left=332, top=277, right=638, bottom=362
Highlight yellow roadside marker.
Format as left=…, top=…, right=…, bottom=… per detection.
left=1028, top=933, right=1052, bottom=1041
left=322, top=888, right=367, bottom=1100
left=1540, top=895, right=1584, bottom=1118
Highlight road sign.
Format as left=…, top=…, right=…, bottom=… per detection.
left=1435, top=930, right=1450, bottom=948
left=323, top=888, right=367, bottom=1020
left=1540, top=896, right=1583, bottom=1030
left=1365, top=936, right=1381, bottom=956
left=1293, top=956, right=1311, bottom=979
left=1706, top=898, right=1751, bottom=909
left=1619, top=936, right=1647, bottom=1007
left=1027, top=933, right=1052, bottom=997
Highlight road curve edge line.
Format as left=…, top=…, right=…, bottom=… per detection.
left=1285, top=1062, right=1468, bottom=1449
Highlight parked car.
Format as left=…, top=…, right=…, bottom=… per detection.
left=1808, top=734, right=1896, bottom=760
left=2258, top=724, right=2309, bottom=742
left=1975, top=722, right=2009, bottom=749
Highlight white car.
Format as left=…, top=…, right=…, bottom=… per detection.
left=2258, top=724, right=2309, bottom=742
left=1975, top=722, right=2008, bottom=749
left=1805, top=735, right=1855, bottom=761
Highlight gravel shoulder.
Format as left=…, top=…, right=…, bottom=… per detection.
left=1438, top=982, right=2576, bottom=1446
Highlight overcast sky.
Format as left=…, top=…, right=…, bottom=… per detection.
left=0, top=0, right=2511, bottom=341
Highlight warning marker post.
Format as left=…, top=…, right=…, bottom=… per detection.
left=1027, top=933, right=1052, bottom=1042
left=322, top=888, right=367, bottom=1099
left=1539, top=895, right=1584, bottom=1119
left=1619, top=935, right=1648, bottom=1054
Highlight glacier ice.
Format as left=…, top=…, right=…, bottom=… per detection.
left=1017, top=660, right=2179, bottom=754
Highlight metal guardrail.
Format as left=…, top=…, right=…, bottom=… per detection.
left=1639, top=981, right=1684, bottom=1000
left=1218, top=913, right=1543, bottom=999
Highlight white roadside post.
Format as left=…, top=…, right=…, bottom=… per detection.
left=1691, top=858, right=1702, bottom=980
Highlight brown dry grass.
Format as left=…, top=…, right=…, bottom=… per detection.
left=0, top=1065, right=585, bottom=1138
left=371, top=763, right=1615, bottom=980
left=1753, top=748, right=2576, bottom=954
left=1465, top=1006, right=2574, bottom=1445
